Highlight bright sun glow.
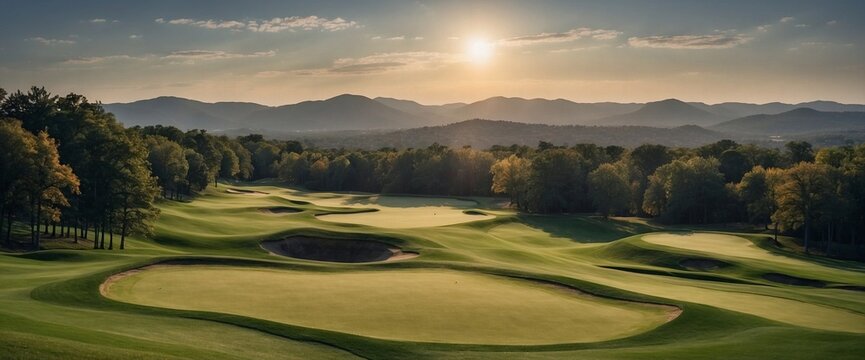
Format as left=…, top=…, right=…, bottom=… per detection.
left=466, top=38, right=494, bottom=63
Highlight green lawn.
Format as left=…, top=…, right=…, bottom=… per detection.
left=2, top=181, right=864, bottom=359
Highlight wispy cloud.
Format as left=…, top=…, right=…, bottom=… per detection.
left=155, top=16, right=358, bottom=32
left=499, top=27, right=621, bottom=46
left=63, top=50, right=276, bottom=65
left=129, top=34, right=142, bottom=39
left=628, top=34, right=751, bottom=49
left=298, top=51, right=465, bottom=75
left=254, top=70, right=287, bottom=78
left=780, top=16, right=795, bottom=23
left=89, top=18, right=118, bottom=24
left=161, top=50, right=276, bottom=63
left=827, top=20, right=838, bottom=26
left=63, top=55, right=145, bottom=65
left=794, top=24, right=810, bottom=28
left=549, top=45, right=608, bottom=53
left=386, top=36, right=405, bottom=41
left=27, top=37, right=76, bottom=45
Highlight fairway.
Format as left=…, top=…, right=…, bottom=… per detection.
left=104, top=265, right=679, bottom=345
left=314, top=195, right=490, bottom=228
left=642, top=233, right=824, bottom=265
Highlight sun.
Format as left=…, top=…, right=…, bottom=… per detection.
left=466, top=38, right=494, bottom=63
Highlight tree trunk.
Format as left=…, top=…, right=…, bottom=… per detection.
left=804, top=217, right=810, bottom=254
left=0, top=204, right=4, bottom=242
left=52, top=222, right=56, bottom=238
left=108, top=220, right=114, bottom=250
left=5, top=209, right=12, bottom=244
left=120, top=214, right=128, bottom=250
left=100, top=222, right=106, bottom=249
left=773, top=222, right=779, bottom=245
left=73, top=218, right=78, bottom=243
left=34, top=198, right=42, bottom=249
left=93, top=223, right=99, bottom=249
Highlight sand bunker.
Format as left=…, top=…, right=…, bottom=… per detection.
left=679, top=258, right=730, bottom=272
left=226, top=188, right=269, bottom=195
left=261, top=236, right=417, bottom=263
left=259, top=207, right=302, bottom=214
left=763, top=273, right=826, bottom=288
left=103, top=266, right=680, bottom=345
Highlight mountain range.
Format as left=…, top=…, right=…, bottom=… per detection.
left=103, top=94, right=865, bottom=139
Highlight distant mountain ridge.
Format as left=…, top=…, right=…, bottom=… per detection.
left=711, top=108, right=865, bottom=135
left=290, top=119, right=727, bottom=150
left=103, top=94, right=865, bottom=132
left=592, top=99, right=723, bottom=127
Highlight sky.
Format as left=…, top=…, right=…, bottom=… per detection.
left=1, top=0, right=863, bottom=105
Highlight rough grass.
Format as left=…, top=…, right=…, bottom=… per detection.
left=1, top=181, right=864, bottom=359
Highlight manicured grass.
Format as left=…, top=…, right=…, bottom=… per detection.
left=2, top=181, right=864, bottom=359
left=105, top=265, right=676, bottom=345
left=315, top=195, right=491, bottom=228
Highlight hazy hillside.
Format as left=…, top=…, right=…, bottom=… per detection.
left=712, top=108, right=865, bottom=135
left=243, top=94, right=429, bottom=131
left=446, top=96, right=639, bottom=125
left=373, top=97, right=456, bottom=124
left=105, top=95, right=865, bottom=134
left=104, top=96, right=269, bottom=129
left=689, top=101, right=865, bottom=119
left=295, top=119, right=725, bottom=149
left=594, top=99, right=725, bottom=127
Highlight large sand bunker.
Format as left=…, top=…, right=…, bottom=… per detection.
left=261, top=236, right=417, bottom=263
left=103, top=266, right=680, bottom=345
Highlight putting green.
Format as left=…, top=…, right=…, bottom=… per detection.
left=104, top=266, right=679, bottom=345
left=315, top=195, right=490, bottom=228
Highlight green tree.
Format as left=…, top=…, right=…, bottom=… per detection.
left=785, top=141, right=815, bottom=164
left=773, top=162, right=834, bottom=253
left=490, top=155, right=531, bottom=207
left=643, top=157, right=727, bottom=223
left=146, top=136, right=188, bottom=198
left=25, top=131, right=79, bottom=247
left=0, top=120, right=38, bottom=244
left=737, top=166, right=785, bottom=241
left=184, top=149, right=210, bottom=193
left=588, top=162, right=632, bottom=217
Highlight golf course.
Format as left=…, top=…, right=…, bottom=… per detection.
left=1, top=182, right=864, bottom=359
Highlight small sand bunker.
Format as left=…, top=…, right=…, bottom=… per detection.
left=679, top=258, right=730, bottom=272
left=763, top=273, right=826, bottom=288
left=261, top=236, right=417, bottom=263
left=226, top=188, right=269, bottom=195
left=259, top=206, right=302, bottom=214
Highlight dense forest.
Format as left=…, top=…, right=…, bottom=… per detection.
left=1, top=87, right=863, bottom=258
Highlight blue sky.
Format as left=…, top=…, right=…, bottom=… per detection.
left=1, top=0, right=863, bottom=105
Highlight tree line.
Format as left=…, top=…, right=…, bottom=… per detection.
left=2, top=87, right=863, bottom=258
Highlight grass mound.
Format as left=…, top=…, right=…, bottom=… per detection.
left=261, top=236, right=416, bottom=263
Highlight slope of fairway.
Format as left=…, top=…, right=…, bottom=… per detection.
left=104, top=265, right=678, bottom=345
left=642, top=233, right=804, bottom=264
left=314, top=195, right=490, bottom=228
